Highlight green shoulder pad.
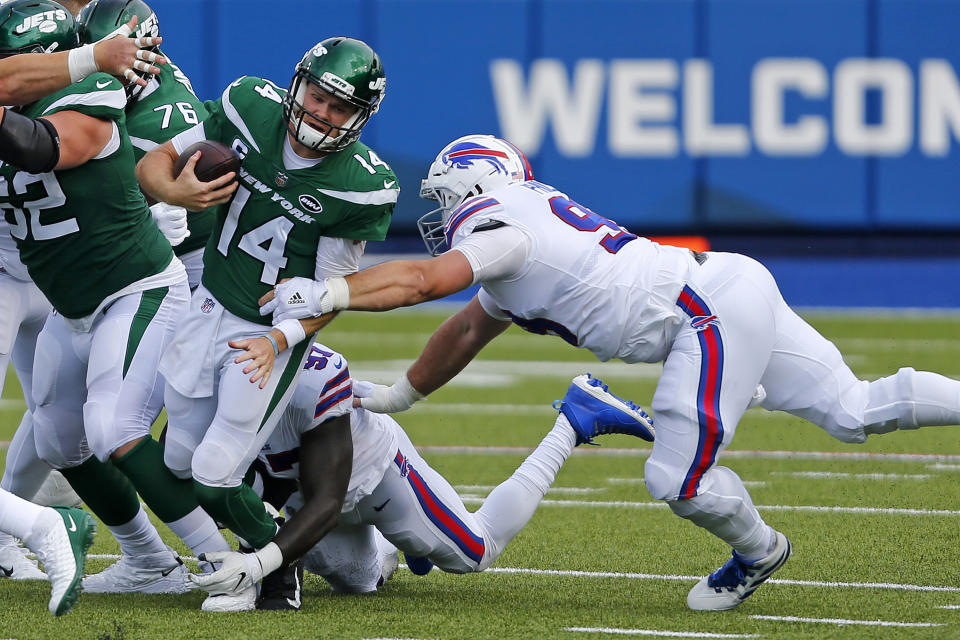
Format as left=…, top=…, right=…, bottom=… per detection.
left=33, top=72, right=126, bottom=121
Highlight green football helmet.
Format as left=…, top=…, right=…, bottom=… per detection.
left=76, top=0, right=159, bottom=101
left=0, top=0, right=78, bottom=59
left=283, top=37, right=386, bottom=152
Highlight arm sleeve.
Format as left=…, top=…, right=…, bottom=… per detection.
left=476, top=288, right=511, bottom=321
left=170, top=122, right=207, bottom=154
left=452, top=224, right=531, bottom=285
left=314, top=237, right=365, bottom=280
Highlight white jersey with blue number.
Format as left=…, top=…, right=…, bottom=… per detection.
left=258, top=343, right=398, bottom=511
left=446, top=180, right=698, bottom=363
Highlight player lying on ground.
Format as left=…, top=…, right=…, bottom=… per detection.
left=189, top=342, right=654, bottom=609
left=258, top=134, right=960, bottom=611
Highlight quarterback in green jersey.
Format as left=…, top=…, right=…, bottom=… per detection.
left=138, top=36, right=396, bottom=611
left=78, top=0, right=214, bottom=289
left=0, top=0, right=229, bottom=599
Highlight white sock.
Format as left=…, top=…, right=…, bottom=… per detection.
left=108, top=506, right=170, bottom=557
left=472, top=416, right=577, bottom=568
left=0, top=487, right=46, bottom=541
left=165, top=506, right=230, bottom=556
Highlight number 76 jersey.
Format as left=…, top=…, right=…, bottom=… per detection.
left=448, top=180, right=698, bottom=364
left=177, top=76, right=398, bottom=325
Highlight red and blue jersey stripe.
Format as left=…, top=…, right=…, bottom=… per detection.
left=394, top=451, right=486, bottom=564
left=444, top=197, right=499, bottom=245
left=315, top=368, right=352, bottom=419
left=676, top=285, right=725, bottom=500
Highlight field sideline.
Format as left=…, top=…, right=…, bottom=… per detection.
left=0, top=308, right=958, bottom=639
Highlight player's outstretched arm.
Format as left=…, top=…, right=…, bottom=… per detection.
left=358, top=296, right=510, bottom=413
left=0, top=17, right=161, bottom=105
left=258, top=250, right=476, bottom=325
left=137, top=140, right=237, bottom=212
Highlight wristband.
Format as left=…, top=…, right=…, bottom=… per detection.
left=68, top=44, right=98, bottom=83
left=325, top=276, right=350, bottom=311
left=263, top=332, right=279, bottom=356
left=275, top=318, right=306, bottom=349
left=255, top=541, right=284, bottom=577
left=396, top=373, right=427, bottom=403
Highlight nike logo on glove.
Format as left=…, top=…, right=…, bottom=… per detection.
left=234, top=571, right=247, bottom=591
left=0, top=565, right=13, bottom=577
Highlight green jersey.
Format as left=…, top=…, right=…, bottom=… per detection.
left=126, top=54, right=214, bottom=256
left=0, top=73, right=173, bottom=319
left=193, top=76, right=397, bottom=325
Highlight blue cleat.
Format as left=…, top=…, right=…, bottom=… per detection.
left=553, top=374, right=655, bottom=446
left=404, top=553, right=433, bottom=576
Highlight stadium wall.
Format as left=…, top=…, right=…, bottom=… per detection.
left=146, top=0, right=960, bottom=309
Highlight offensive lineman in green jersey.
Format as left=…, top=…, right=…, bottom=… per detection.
left=0, top=0, right=230, bottom=598
left=138, top=37, right=396, bottom=611
left=78, top=0, right=214, bottom=289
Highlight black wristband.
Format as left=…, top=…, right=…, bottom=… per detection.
left=0, top=109, right=60, bottom=173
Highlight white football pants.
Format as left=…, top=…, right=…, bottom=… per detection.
left=644, top=252, right=960, bottom=557
left=291, top=416, right=576, bottom=582
left=31, top=283, right=189, bottom=469
left=0, top=273, right=52, bottom=499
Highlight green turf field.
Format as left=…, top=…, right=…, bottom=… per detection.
left=1, top=308, right=958, bottom=639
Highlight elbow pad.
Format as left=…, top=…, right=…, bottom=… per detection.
left=0, top=110, right=60, bottom=173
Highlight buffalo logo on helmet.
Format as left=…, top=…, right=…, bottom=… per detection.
left=442, top=142, right=511, bottom=175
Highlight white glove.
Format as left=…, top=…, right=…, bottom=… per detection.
left=260, top=277, right=331, bottom=322
left=189, top=543, right=283, bottom=595
left=149, top=202, right=189, bottom=247
left=355, top=374, right=426, bottom=413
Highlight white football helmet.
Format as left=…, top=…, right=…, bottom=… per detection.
left=418, top=134, right=533, bottom=256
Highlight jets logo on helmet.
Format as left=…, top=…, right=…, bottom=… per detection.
left=417, top=134, right=533, bottom=256
left=76, top=0, right=161, bottom=102
left=0, top=0, right=78, bottom=59
left=283, top=36, right=386, bottom=152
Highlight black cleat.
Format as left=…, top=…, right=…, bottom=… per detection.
left=256, top=556, right=304, bottom=611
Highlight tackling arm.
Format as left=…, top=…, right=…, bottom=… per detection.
left=357, top=295, right=510, bottom=413
left=344, top=250, right=475, bottom=311
left=271, top=414, right=353, bottom=565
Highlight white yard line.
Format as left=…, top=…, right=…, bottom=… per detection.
left=417, top=445, right=960, bottom=463
left=749, top=615, right=943, bottom=628
left=935, top=605, right=960, bottom=609
left=84, top=554, right=960, bottom=594
left=565, top=628, right=760, bottom=638
left=771, top=471, right=931, bottom=480
left=459, top=496, right=960, bottom=517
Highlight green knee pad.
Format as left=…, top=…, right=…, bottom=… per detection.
left=193, top=480, right=277, bottom=549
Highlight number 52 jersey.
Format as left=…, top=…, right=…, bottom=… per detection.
left=172, top=76, right=399, bottom=325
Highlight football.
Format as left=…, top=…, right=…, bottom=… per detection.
left=173, top=140, right=241, bottom=182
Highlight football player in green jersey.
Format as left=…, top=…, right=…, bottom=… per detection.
left=138, top=36, right=397, bottom=610
left=0, top=0, right=230, bottom=597
left=78, top=0, right=213, bottom=290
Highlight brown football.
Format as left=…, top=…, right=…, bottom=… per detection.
left=173, top=140, right=241, bottom=182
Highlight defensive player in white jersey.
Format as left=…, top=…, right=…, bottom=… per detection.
left=189, top=342, right=654, bottom=609
left=261, top=134, right=960, bottom=611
